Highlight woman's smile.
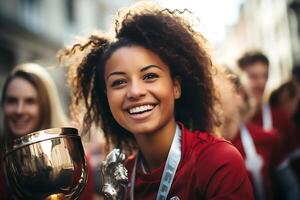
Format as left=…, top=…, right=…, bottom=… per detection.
left=126, top=104, right=157, bottom=120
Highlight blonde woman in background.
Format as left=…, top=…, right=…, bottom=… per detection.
left=1, top=63, right=68, bottom=139
left=0, top=63, right=95, bottom=200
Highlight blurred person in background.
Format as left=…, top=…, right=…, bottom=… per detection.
left=269, top=77, right=300, bottom=183
left=238, top=51, right=300, bottom=200
left=269, top=80, right=300, bottom=118
left=291, top=65, right=300, bottom=179
left=292, top=65, right=300, bottom=128
left=1, top=63, right=69, bottom=139
left=216, top=69, right=280, bottom=200
left=269, top=78, right=300, bottom=130
left=0, top=63, right=95, bottom=200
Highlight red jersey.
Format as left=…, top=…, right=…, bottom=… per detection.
left=251, top=106, right=297, bottom=157
left=125, top=123, right=254, bottom=200
left=231, top=123, right=281, bottom=200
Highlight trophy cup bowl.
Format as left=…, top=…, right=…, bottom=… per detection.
left=3, top=127, right=88, bottom=200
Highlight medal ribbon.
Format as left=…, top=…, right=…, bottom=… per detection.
left=240, top=123, right=265, bottom=200
left=262, top=103, right=273, bottom=130
left=130, top=125, right=181, bottom=200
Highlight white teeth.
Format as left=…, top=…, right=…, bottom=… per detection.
left=129, top=105, right=154, bottom=114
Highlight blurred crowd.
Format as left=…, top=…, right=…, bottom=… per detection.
left=216, top=51, right=300, bottom=200
left=0, top=2, right=300, bottom=200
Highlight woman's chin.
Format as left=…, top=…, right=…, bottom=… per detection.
left=10, top=127, right=34, bottom=138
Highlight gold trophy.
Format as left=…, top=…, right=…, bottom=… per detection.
left=3, top=128, right=88, bottom=200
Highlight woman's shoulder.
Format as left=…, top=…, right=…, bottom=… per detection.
left=181, top=124, right=232, bottom=149
left=195, top=134, right=243, bottom=166
left=181, top=124, right=244, bottom=167
left=180, top=125, right=254, bottom=199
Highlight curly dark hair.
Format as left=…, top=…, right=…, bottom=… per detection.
left=59, top=2, right=220, bottom=152
left=237, top=51, right=269, bottom=69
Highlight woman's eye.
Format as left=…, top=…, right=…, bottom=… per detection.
left=143, top=73, right=158, bottom=80
left=25, top=98, right=37, bottom=105
left=111, top=80, right=126, bottom=87
left=4, top=97, right=17, bottom=105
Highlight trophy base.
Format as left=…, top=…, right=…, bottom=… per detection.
left=46, top=193, right=65, bottom=200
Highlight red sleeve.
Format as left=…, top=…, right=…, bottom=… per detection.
left=202, top=142, right=255, bottom=200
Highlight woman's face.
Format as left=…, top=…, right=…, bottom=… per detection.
left=104, top=45, right=181, bottom=136
left=3, top=77, right=41, bottom=138
left=243, top=62, right=268, bottom=106
left=216, top=76, right=242, bottom=141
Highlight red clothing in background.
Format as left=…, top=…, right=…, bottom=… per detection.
left=251, top=106, right=297, bottom=157
left=125, top=123, right=254, bottom=200
left=261, top=107, right=300, bottom=182
left=232, top=123, right=281, bottom=200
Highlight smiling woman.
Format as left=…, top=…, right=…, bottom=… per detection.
left=1, top=63, right=69, bottom=140
left=3, top=76, right=40, bottom=137
left=59, top=1, right=254, bottom=199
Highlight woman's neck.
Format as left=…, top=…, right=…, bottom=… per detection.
left=134, top=120, right=177, bottom=172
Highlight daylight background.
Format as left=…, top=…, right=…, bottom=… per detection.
left=0, top=0, right=299, bottom=111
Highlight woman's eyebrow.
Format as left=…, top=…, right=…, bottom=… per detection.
left=106, top=71, right=126, bottom=80
left=141, top=64, right=162, bottom=72
left=106, top=64, right=162, bottom=80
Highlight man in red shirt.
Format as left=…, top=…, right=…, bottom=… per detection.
left=231, top=123, right=281, bottom=200
left=237, top=51, right=300, bottom=199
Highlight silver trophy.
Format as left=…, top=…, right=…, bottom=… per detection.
left=100, top=148, right=128, bottom=200
left=3, top=128, right=88, bottom=200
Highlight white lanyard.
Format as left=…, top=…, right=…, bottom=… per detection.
left=262, top=103, right=273, bottom=130
left=130, top=125, right=181, bottom=200
left=240, top=123, right=265, bottom=200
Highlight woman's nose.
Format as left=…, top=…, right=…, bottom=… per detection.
left=126, top=80, right=147, bottom=99
left=16, top=102, right=25, bottom=113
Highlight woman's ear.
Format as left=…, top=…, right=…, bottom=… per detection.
left=173, top=77, right=181, bottom=99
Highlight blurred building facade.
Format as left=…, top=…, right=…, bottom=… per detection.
left=216, top=0, right=300, bottom=91
left=0, top=0, right=136, bottom=109
left=1, top=0, right=299, bottom=100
